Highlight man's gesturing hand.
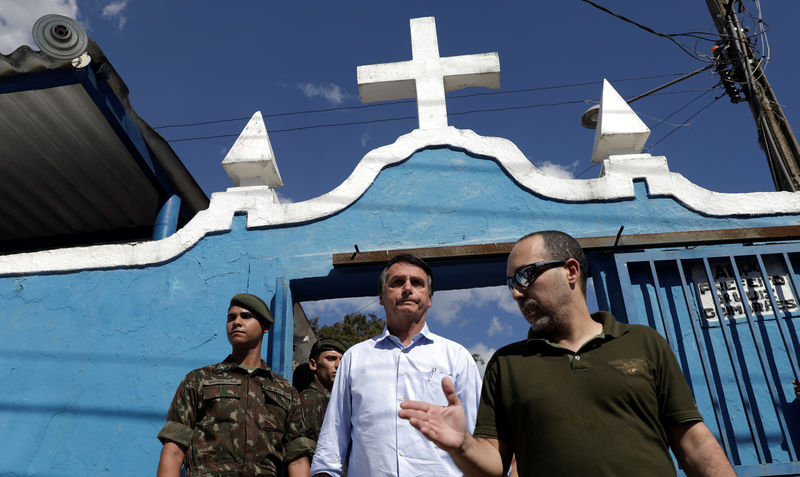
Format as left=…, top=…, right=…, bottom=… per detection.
left=398, top=377, right=467, bottom=452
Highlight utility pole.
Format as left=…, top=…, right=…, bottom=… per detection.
left=706, top=0, right=800, bottom=192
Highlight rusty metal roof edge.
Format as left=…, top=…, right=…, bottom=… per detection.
left=331, top=225, right=800, bottom=267
left=0, top=44, right=73, bottom=76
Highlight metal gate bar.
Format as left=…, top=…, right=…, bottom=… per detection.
left=701, top=257, right=768, bottom=463
left=729, top=254, right=797, bottom=461
left=609, top=243, right=800, bottom=474
left=765, top=253, right=800, bottom=381
left=675, top=258, right=735, bottom=459
left=649, top=260, right=679, bottom=351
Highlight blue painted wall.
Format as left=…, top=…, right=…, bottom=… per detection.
left=1, top=146, right=798, bottom=475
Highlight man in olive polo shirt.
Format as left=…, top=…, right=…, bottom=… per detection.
left=156, top=293, right=314, bottom=477
left=300, top=338, right=347, bottom=444
left=400, top=230, right=736, bottom=476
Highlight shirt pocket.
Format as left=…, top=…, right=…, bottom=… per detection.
left=418, top=367, right=453, bottom=406
left=259, top=383, right=293, bottom=432
left=200, top=382, right=242, bottom=424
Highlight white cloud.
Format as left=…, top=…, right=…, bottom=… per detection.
left=275, top=190, right=294, bottom=204
left=537, top=160, right=581, bottom=179
left=428, top=286, right=518, bottom=325
left=487, top=316, right=511, bottom=336
left=301, top=296, right=382, bottom=324
left=298, top=82, right=347, bottom=105
left=468, top=343, right=496, bottom=378
left=0, top=0, right=79, bottom=54
left=101, top=0, right=128, bottom=30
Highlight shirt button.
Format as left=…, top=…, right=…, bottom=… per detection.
left=400, top=371, right=405, bottom=376
left=399, top=451, right=405, bottom=456
left=575, top=355, right=581, bottom=361
left=399, top=422, right=404, bottom=428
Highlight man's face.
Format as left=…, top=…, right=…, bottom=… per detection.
left=226, top=305, right=267, bottom=347
left=379, top=261, right=433, bottom=323
left=506, top=236, right=570, bottom=334
left=310, top=350, right=343, bottom=391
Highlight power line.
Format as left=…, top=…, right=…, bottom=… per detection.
left=574, top=162, right=601, bottom=179
left=167, top=115, right=418, bottom=143
left=579, top=0, right=718, bottom=61
left=647, top=87, right=718, bottom=131
left=166, top=100, right=590, bottom=143
left=154, top=71, right=699, bottom=130
left=647, top=92, right=725, bottom=151
left=164, top=89, right=714, bottom=144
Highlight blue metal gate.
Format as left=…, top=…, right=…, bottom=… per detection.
left=609, top=242, right=800, bottom=476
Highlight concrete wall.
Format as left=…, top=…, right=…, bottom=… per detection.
left=2, top=127, right=800, bottom=475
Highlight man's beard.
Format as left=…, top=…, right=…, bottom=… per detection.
left=520, top=298, right=563, bottom=334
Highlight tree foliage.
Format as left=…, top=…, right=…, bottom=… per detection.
left=309, top=312, right=387, bottom=350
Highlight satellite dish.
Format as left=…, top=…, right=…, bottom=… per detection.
left=32, top=14, right=88, bottom=60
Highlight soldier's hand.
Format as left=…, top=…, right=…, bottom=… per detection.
left=398, top=377, right=467, bottom=452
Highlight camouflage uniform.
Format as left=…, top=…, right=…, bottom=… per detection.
left=158, top=355, right=314, bottom=476
left=299, top=380, right=330, bottom=443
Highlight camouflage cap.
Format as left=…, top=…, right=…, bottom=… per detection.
left=310, top=338, right=347, bottom=358
left=229, top=293, right=273, bottom=326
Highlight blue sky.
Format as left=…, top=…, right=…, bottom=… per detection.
left=3, top=0, right=799, bottom=370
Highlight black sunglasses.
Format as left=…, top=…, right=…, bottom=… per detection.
left=507, top=260, right=567, bottom=290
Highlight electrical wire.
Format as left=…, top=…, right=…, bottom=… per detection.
left=646, top=87, right=719, bottom=132
left=167, top=115, right=418, bottom=142
left=563, top=86, right=723, bottom=180
left=646, top=91, right=725, bottom=151
left=165, top=99, right=597, bottom=142
left=154, top=72, right=697, bottom=130
left=574, top=162, right=601, bottom=179
left=578, top=0, right=717, bottom=61
left=165, top=87, right=715, bottom=143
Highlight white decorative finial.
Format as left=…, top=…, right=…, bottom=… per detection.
left=591, top=79, right=651, bottom=163
left=222, top=111, right=283, bottom=188
left=357, top=16, right=500, bottom=130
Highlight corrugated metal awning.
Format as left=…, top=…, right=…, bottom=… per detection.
left=0, top=41, right=209, bottom=253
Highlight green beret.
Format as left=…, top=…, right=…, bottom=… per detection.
left=229, top=293, right=273, bottom=326
left=311, top=338, right=347, bottom=357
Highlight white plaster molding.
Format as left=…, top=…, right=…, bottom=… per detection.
left=591, top=79, right=650, bottom=163
left=357, top=17, right=500, bottom=129
left=3, top=126, right=800, bottom=276
left=222, top=111, right=283, bottom=188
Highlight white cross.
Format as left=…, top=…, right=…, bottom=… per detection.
left=357, top=17, right=500, bottom=130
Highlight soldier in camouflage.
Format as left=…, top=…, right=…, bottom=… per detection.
left=300, top=338, right=347, bottom=444
left=156, top=293, right=314, bottom=477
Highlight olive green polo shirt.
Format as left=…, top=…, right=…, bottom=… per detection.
left=474, top=311, right=702, bottom=476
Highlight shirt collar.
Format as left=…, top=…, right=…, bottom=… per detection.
left=218, top=354, right=274, bottom=378
left=309, top=379, right=331, bottom=398
left=377, top=322, right=435, bottom=349
left=525, top=311, right=628, bottom=348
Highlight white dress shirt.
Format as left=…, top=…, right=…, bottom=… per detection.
left=310, top=323, right=482, bottom=477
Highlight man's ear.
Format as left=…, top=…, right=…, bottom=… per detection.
left=308, top=358, right=318, bottom=371
left=565, top=258, right=581, bottom=287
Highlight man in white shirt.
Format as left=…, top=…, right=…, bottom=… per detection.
left=310, top=253, right=482, bottom=477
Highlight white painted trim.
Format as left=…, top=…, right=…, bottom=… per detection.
left=2, top=126, right=799, bottom=275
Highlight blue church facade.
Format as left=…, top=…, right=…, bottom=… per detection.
left=1, top=125, right=799, bottom=475
left=1, top=14, right=798, bottom=477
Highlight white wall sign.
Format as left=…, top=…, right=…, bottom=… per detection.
left=693, top=257, right=798, bottom=322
